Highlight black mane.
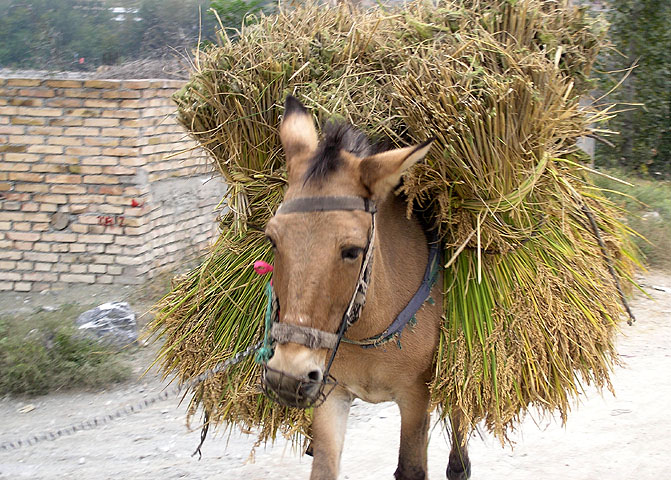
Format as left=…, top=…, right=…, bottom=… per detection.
left=303, top=121, right=376, bottom=184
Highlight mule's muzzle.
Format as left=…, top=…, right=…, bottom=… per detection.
left=261, top=365, right=335, bottom=409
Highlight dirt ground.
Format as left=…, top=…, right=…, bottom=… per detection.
left=1, top=270, right=670, bottom=480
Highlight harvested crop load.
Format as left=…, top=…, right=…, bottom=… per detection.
left=148, top=0, right=639, bottom=445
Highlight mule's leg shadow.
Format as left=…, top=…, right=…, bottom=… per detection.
left=446, top=412, right=471, bottom=480
left=309, top=388, right=352, bottom=480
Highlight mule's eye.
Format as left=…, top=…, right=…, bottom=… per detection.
left=266, top=235, right=277, bottom=250
left=341, top=246, right=364, bottom=261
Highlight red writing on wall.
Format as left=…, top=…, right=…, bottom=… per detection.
left=97, top=215, right=125, bottom=227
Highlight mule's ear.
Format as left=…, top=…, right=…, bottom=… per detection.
left=280, top=96, right=318, bottom=184
left=359, top=139, right=434, bottom=200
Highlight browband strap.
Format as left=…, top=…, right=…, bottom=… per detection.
left=276, top=196, right=377, bottom=215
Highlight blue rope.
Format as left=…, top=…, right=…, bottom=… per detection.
left=255, top=281, right=275, bottom=364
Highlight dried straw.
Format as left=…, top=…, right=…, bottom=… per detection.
left=148, top=0, right=638, bottom=446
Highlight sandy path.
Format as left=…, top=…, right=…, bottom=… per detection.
left=1, top=271, right=670, bottom=480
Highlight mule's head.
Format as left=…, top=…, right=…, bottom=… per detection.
left=261, top=96, right=431, bottom=407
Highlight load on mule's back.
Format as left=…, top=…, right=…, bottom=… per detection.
left=149, top=0, right=638, bottom=477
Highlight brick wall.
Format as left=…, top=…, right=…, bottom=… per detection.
left=0, top=77, right=226, bottom=292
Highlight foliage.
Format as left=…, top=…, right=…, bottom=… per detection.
left=209, top=0, right=275, bottom=32
left=0, top=304, right=130, bottom=396
left=0, top=0, right=217, bottom=70
left=595, top=0, right=671, bottom=175
left=152, top=0, right=638, bottom=446
left=592, top=169, right=671, bottom=268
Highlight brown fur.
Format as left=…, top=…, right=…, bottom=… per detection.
left=265, top=98, right=470, bottom=479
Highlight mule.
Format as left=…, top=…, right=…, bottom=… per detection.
left=261, top=96, right=471, bottom=480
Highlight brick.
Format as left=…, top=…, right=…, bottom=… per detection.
left=119, top=158, right=145, bottom=167
left=84, top=137, right=119, bottom=147
left=46, top=98, right=82, bottom=108
left=63, top=89, right=101, bottom=99
left=107, top=265, right=123, bottom=275
left=41, top=232, right=77, bottom=242
left=18, top=88, right=55, bottom=98
left=96, top=274, right=114, bottom=284
left=0, top=251, right=22, bottom=260
left=101, top=127, right=137, bottom=137
left=63, top=108, right=98, bottom=117
left=3, top=271, right=23, bottom=281
left=0, top=125, right=25, bottom=135
left=30, top=164, right=67, bottom=173
left=44, top=80, right=83, bottom=88
left=32, top=223, right=49, bottom=231
left=50, top=185, right=86, bottom=194
left=34, top=262, right=52, bottom=272
left=22, top=272, right=58, bottom=282
left=16, top=185, right=48, bottom=196
left=83, top=118, right=120, bottom=127
left=15, top=107, right=62, bottom=117
left=8, top=134, right=45, bottom=144
left=16, top=261, right=33, bottom=270
left=78, top=234, right=114, bottom=244
left=102, top=90, right=142, bottom=99
left=69, top=244, right=86, bottom=253
left=26, top=145, right=63, bottom=154
left=0, top=145, right=27, bottom=153
left=39, top=203, right=58, bottom=212
left=22, top=213, right=49, bottom=222
left=7, top=231, right=40, bottom=242
left=122, top=81, right=150, bottom=89
left=76, top=166, right=103, bottom=175
left=71, top=223, right=88, bottom=233
left=59, top=273, right=95, bottom=283
left=68, top=204, right=88, bottom=214
left=83, top=175, right=118, bottom=184
left=103, top=166, right=135, bottom=175
left=113, top=255, right=141, bottom=265
left=0, top=261, right=16, bottom=270
left=65, top=146, right=101, bottom=156
left=6, top=78, right=41, bottom=87
left=27, top=126, right=63, bottom=136
left=0, top=161, right=30, bottom=171
left=94, top=254, right=115, bottom=264
left=70, top=264, right=87, bottom=274
left=33, top=194, right=68, bottom=204
left=49, top=117, right=84, bottom=127
left=9, top=172, right=44, bottom=182
left=52, top=244, right=70, bottom=253
left=88, top=264, right=107, bottom=274
left=83, top=80, right=120, bottom=89
left=101, top=147, right=136, bottom=156
left=101, top=109, right=140, bottom=119
left=10, top=116, right=45, bottom=126
left=64, top=127, right=100, bottom=136
left=45, top=174, right=82, bottom=184
left=0, top=182, right=11, bottom=192
left=83, top=99, right=118, bottom=108
left=13, top=241, right=34, bottom=250
left=14, top=282, right=32, bottom=291
left=23, top=252, right=57, bottom=262
left=9, top=98, right=43, bottom=107
left=81, top=156, right=118, bottom=166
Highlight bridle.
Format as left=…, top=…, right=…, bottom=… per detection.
left=259, top=195, right=440, bottom=409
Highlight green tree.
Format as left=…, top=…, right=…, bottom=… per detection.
left=597, top=0, right=671, bottom=175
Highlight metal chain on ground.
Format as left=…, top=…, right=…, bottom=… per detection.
left=0, top=341, right=262, bottom=452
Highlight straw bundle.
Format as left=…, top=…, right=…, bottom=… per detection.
left=149, top=0, right=638, bottom=445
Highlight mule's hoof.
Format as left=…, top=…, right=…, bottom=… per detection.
left=305, top=441, right=314, bottom=457
left=446, top=461, right=471, bottom=480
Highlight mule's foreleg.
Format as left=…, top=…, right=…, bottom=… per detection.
left=309, top=388, right=352, bottom=480
left=446, top=412, right=471, bottom=480
left=394, top=384, right=431, bottom=480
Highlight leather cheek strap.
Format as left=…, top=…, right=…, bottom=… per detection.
left=270, top=323, right=339, bottom=350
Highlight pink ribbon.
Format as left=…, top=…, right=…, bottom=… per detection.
left=253, top=260, right=274, bottom=275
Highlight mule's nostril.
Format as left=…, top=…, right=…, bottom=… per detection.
left=307, top=369, right=323, bottom=383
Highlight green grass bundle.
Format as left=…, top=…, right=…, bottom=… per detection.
left=149, top=0, right=638, bottom=445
